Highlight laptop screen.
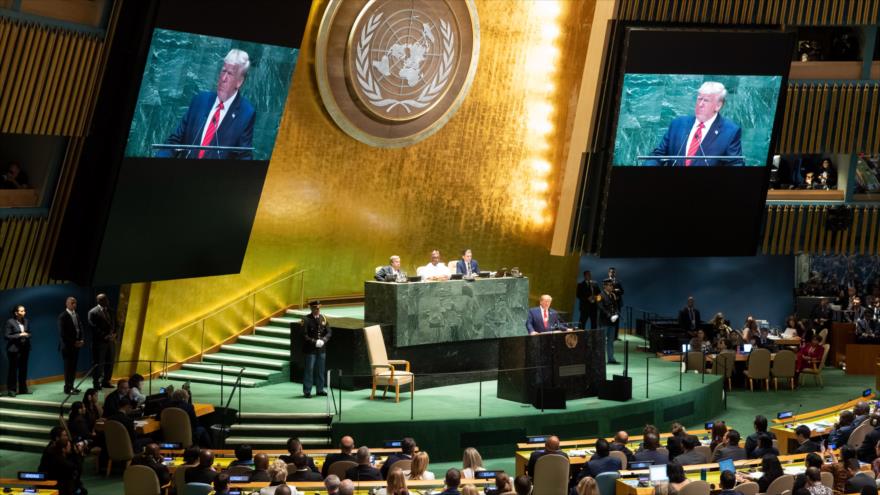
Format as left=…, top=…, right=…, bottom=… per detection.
left=649, top=464, right=668, bottom=483
left=629, top=461, right=653, bottom=470
left=681, top=344, right=691, bottom=353
left=742, top=343, right=753, bottom=353
left=719, top=458, right=735, bottom=474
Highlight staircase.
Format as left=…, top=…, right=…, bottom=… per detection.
left=0, top=397, right=69, bottom=451
left=165, top=310, right=303, bottom=388
left=224, top=411, right=333, bottom=450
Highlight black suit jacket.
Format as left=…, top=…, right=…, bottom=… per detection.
left=88, top=305, right=115, bottom=342
left=102, top=392, right=127, bottom=418
left=4, top=317, right=30, bottom=352
left=287, top=469, right=323, bottom=482
left=251, top=469, right=271, bottom=482
left=278, top=454, right=318, bottom=473
left=597, top=290, right=619, bottom=327
left=185, top=466, right=218, bottom=484
left=344, top=464, right=382, bottom=481
left=132, top=454, right=172, bottom=486
left=375, top=265, right=400, bottom=282
left=58, top=310, right=84, bottom=351
left=381, top=453, right=412, bottom=479
left=576, top=280, right=601, bottom=310
left=526, top=449, right=569, bottom=478
left=302, top=313, right=332, bottom=354
left=322, top=453, right=357, bottom=477
left=159, top=91, right=256, bottom=160
left=678, top=307, right=701, bottom=333
left=795, top=440, right=821, bottom=454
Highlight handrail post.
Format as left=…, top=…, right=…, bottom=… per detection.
left=148, top=361, right=153, bottom=395
left=163, top=338, right=169, bottom=378
left=200, top=320, right=206, bottom=361
left=679, top=351, right=684, bottom=391
left=645, top=357, right=650, bottom=398
left=299, top=272, right=305, bottom=309
left=252, top=292, right=256, bottom=331
left=220, top=364, right=224, bottom=408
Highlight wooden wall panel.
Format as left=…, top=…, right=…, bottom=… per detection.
left=616, top=0, right=880, bottom=24
left=761, top=205, right=880, bottom=256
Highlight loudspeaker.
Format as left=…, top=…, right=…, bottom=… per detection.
left=533, top=387, right=566, bottom=409
left=598, top=375, right=632, bottom=402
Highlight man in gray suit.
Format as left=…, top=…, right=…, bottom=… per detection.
left=88, top=294, right=116, bottom=388
left=674, top=436, right=707, bottom=465
left=375, top=255, right=403, bottom=282
left=713, top=430, right=747, bottom=461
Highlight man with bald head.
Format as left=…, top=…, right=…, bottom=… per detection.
left=339, top=479, right=355, bottom=495
left=610, top=431, right=635, bottom=462
left=251, top=453, right=271, bottom=482
left=526, top=295, right=565, bottom=334
left=275, top=485, right=293, bottom=495
left=185, top=449, right=218, bottom=484
left=132, top=442, right=171, bottom=486
left=344, top=446, right=381, bottom=481
left=526, top=435, right=568, bottom=478
left=322, top=435, right=357, bottom=477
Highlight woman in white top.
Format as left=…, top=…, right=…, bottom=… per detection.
left=461, top=447, right=484, bottom=479
left=128, top=373, right=146, bottom=406
left=408, top=451, right=435, bottom=480
left=260, top=460, right=298, bottom=495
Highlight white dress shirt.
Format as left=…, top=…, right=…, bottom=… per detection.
left=417, top=262, right=451, bottom=280
left=199, top=91, right=238, bottom=145
left=684, top=113, right=717, bottom=159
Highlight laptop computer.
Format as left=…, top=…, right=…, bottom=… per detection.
left=649, top=464, right=668, bottom=483
left=450, top=273, right=463, bottom=280
left=719, top=458, right=735, bottom=474
left=629, top=461, right=653, bottom=470
left=407, top=275, right=422, bottom=282
left=741, top=343, right=753, bottom=354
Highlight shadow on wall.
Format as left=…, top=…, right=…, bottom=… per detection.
left=0, top=283, right=118, bottom=386
left=574, top=255, right=795, bottom=328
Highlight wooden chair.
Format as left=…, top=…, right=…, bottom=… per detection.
left=762, top=474, right=794, bottom=495
left=799, top=344, right=830, bottom=388
left=393, top=459, right=413, bottom=472
left=686, top=351, right=706, bottom=373
left=447, top=260, right=458, bottom=273
left=817, top=328, right=828, bottom=345
left=533, top=454, right=570, bottom=495
left=771, top=349, right=796, bottom=391
left=226, top=465, right=253, bottom=476
left=694, top=445, right=712, bottom=464
left=679, top=480, right=710, bottom=495
left=123, top=465, right=161, bottom=495
left=183, top=483, right=213, bottom=495
left=713, top=351, right=736, bottom=389
left=745, top=348, right=771, bottom=391
left=820, top=471, right=834, bottom=488
left=160, top=407, right=193, bottom=448
left=104, top=419, right=134, bottom=477
left=595, top=471, right=620, bottom=495
left=609, top=450, right=627, bottom=469
left=173, top=466, right=189, bottom=493
left=848, top=421, right=873, bottom=448
left=735, top=482, right=759, bottom=495
left=328, top=460, right=358, bottom=479
left=364, top=325, right=414, bottom=402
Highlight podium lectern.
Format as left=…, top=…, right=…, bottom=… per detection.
left=497, top=329, right=606, bottom=405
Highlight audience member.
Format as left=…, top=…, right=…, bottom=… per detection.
left=128, top=373, right=146, bottom=406
left=409, top=451, right=435, bottom=480
left=805, top=466, right=832, bottom=495
left=575, top=438, right=621, bottom=482
left=634, top=433, right=668, bottom=465
left=131, top=442, right=171, bottom=486
left=575, top=476, right=599, bottom=495
left=230, top=444, right=254, bottom=467
left=495, top=472, right=513, bottom=494
left=718, top=470, right=737, bottom=495
left=751, top=433, right=779, bottom=459
left=213, top=473, right=231, bottom=495
left=181, top=446, right=201, bottom=468
left=382, top=437, right=417, bottom=479
left=667, top=462, right=691, bottom=492
left=259, top=460, right=291, bottom=495
left=185, top=449, right=218, bottom=484
left=322, top=435, right=356, bottom=477
left=611, top=431, right=635, bottom=462
left=527, top=435, right=568, bottom=478
left=345, top=446, right=382, bottom=481
left=382, top=468, right=410, bottom=495
left=666, top=423, right=686, bottom=459
left=858, top=416, right=880, bottom=462
left=745, top=415, right=775, bottom=459
left=339, top=479, right=355, bottom=495
left=439, top=468, right=462, bottom=495
left=752, top=455, right=784, bottom=492
left=713, top=430, right=746, bottom=461
left=83, top=388, right=103, bottom=427
left=794, top=453, right=824, bottom=491
left=44, top=438, right=84, bottom=495
left=252, top=453, right=271, bottom=482
left=794, top=425, right=821, bottom=454
left=796, top=334, right=825, bottom=379
left=674, top=436, right=705, bottom=465
left=324, top=475, right=341, bottom=495
left=104, top=396, right=151, bottom=451
left=280, top=437, right=318, bottom=473
left=823, top=445, right=857, bottom=492
left=461, top=447, right=484, bottom=478
left=273, top=486, right=292, bottom=495
left=688, top=329, right=711, bottom=354
left=710, top=422, right=728, bottom=453
left=165, top=388, right=212, bottom=447
left=67, top=401, right=95, bottom=448
left=845, top=459, right=875, bottom=493
left=102, top=380, right=129, bottom=417
left=514, top=475, right=532, bottom=495
left=829, top=410, right=856, bottom=447
left=287, top=453, right=322, bottom=482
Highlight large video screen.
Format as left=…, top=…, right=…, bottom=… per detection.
left=598, top=28, right=794, bottom=257
left=613, top=73, right=782, bottom=167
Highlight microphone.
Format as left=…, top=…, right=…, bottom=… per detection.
left=672, top=128, right=688, bottom=167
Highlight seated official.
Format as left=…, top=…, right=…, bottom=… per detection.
left=666, top=424, right=686, bottom=460
left=667, top=462, right=691, bottom=492
left=688, top=329, right=712, bottom=354
left=280, top=437, right=319, bottom=473
left=252, top=453, right=272, bottom=482
left=823, top=445, right=858, bottom=492
left=745, top=415, right=776, bottom=459
left=322, top=435, right=357, bottom=478
left=132, top=442, right=172, bottom=486
left=345, top=446, right=382, bottom=481
left=854, top=402, right=871, bottom=427
left=736, top=454, right=784, bottom=492
left=713, top=430, right=747, bottom=461
left=287, top=453, right=323, bottom=482
left=717, top=470, right=737, bottom=495
left=417, top=250, right=451, bottom=281
left=456, top=249, right=479, bottom=276
left=527, top=436, right=568, bottom=479
left=102, top=380, right=130, bottom=417
left=674, top=436, right=706, bottom=465
left=214, top=473, right=231, bottom=495
left=382, top=437, right=417, bottom=479
left=751, top=433, right=779, bottom=459
left=829, top=410, right=857, bottom=447
left=230, top=444, right=255, bottom=467
left=526, top=295, right=566, bottom=334
left=610, top=431, right=635, bottom=462
left=634, top=433, right=668, bottom=465
left=185, top=449, right=218, bottom=484
left=574, top=439, right=621, bottom=483
left=375, top=256, right=404, bottom=282
left=794, top=425, right=821, bottom=454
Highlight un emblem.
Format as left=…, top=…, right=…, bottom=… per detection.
left=316, top=0, right=480, bottom=147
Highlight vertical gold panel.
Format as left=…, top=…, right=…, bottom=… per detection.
left=849, top=207, right=860, bottom=254
left=828, top=84, right=840, bottom=152
left=9, top=27, right=40, bottom=133
left=867, top=208, right=878, bottom=256
left=869, top=85, right=880, bottom=154
left=860, top=206, right=869, bottom=254
left=803, top=206, right=814, bottom=254
left=35, top=31, right=71, bottom=134
left=779, top=85, right=793, bottom=153
left=784, top=204, right=796, bottom=255
left=762, top=206, right=773, bottom=254
left=23, top=29, right=55, bottom=133
left=0, top=23, right=25, bottom=131
left=771, top=206, right=783, bottom=255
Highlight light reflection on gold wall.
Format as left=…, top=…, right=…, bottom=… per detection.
left=120, top=0, right=596, bottom=365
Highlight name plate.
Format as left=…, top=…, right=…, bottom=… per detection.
left=559, top=364, right=586, bottom=377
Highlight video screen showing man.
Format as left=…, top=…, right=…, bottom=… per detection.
left=646, top=82, right=743, bottom=166
left=157, top=49, right=255, bottom=160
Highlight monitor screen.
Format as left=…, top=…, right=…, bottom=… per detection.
left=719, top=458, right=735, bottom=474
left=742, top=344, right=753, bottom=354
left=630, top=461, right=653, bottom=470
left=649, top=464, right=668, bottom=483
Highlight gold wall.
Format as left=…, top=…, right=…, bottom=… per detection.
left=120, top=0, right=595, bottom=365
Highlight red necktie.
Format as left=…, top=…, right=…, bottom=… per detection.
left=543, top=309, right=549, bottom=328
left=685, top=122, right=705, bottom=166
left=199, top=101, right=224, bottom=159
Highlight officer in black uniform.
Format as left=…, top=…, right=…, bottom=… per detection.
left=302, top=300, right=332, bottom=398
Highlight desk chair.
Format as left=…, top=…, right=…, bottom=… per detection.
left=771, top=350, right=796, bottom=391
left=799, top=344, right=830, bottom=388
left=160, top=407, right=193, bottom=448
left=680, top=480, right=710, bottom=495
left=694, top=445, right=711, bottom=463
left=595, top=471, right=619, bottom=495
left=609, top=450, right=628, bottom=469
left=227, top=465, right=253, bottom=476
left=184, top=482, right=213, bottom=495
left=762, top=474, right=793, bottom=495
left=745, top=348, right=772, bottom=391
left=328, top=460, right=358, bottom=479
left=820, top=471, right=833, bottom=488
left=104, top=419, right=134, bottom=477
left=365, top=325, right=414, bottom=402
left=532, top=454, right=569, bottom=495
left=714, top=351, right=736, bottom=390
left=848, top=422, right=874, bottom=448
left=736, top=481, right=759, bottom=495
left=686, top=351, right=706, bottom=373
left=124, top=464, right=161, bottom=495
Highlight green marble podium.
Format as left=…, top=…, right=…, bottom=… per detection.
left=364, top=278, right=529, bottom=347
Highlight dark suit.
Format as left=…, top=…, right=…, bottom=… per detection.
left=87, top=304, right=115, bottom=387
left=576, top=279, right=601, bottom=330
left=58, top=310, right=84, bottom=392
left=610, top=442, right=635, bottom=462
left=744, top=431, right=775, bottom=459
left=633, top=449, right=668, bottom=465
left=675, top=450, right=707, bottom=465
left=132, top=454, right=172, bottom=486
left=345, top=464, right=382, bottom=481
left=455, top=259, right=479, bottom=276
left=795, top=439, right=821, bottom=454
left=279, top=454, right=318, bottom=473
left=184, top=466, right=218, bottom=484
left=381, top=453, right=412, bottom=479
left=678, top=307, right=701, bottom=334
left=576, top=455, right=621, bottom=481
left=322, top=453, right=356, bottom=477
left=302, top=312, right=332, bottom=396
left=607, top=277, right=624, bottom=339
left=858, top=427, right=880, bottom=462
left=597, top=290, right=619, bottom=362
left=103, top=392, right=127, bottom=418
left=713, top=445, right=746, bottom=462
left=250, top=469, right=271, bottom=482
left=4, top=317, right=30, bottom=393
left=846, top=473, right=876, bottom=494
left=526, top=307, right=563, bottom=334
left=647, top=114, right=744, bottom=166
left=375, top=265, right=402, bottom=282
left=287, top=469, right=322, bottom=482
left=526, top=449, right=568, bottom=478
left=158, top=91, right=255, bottom=160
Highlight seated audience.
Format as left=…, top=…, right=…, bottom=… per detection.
left=1, top=162, right=28, bottom=189
left=439, top=468, right=462, bottom=495
left=494, top=472, right=513, bottom=494
left=751, top=433, right=779, bottom=459
left=260, top=460, right=292, bottom=495
left=805, top=466, right=832, bottom=495
left=181, top=445, right=201, bottom=469
left=102, top=380, right=130, bottom=417
left=105, top=396, right=152, bottom=452
left=461, top=447, right=484, bottom=478
left=324, top=475, right=341, bottom=495
left=794, top=425, right=820, bottom=454
left=287, top=453, right=322, bottom=482
left=409, top=451, right=435, bottom=480
left=339, top=479, right=355, bottom=495
left=674, top=435, right=705, bottom=465
left=713, top=430, right=746, bottom=461
left=634, top=433, right=668, bottom=465
left=854, top=402, right=871, bottom=427
left=845, top=459, right=875, bottom=494
left=213, top=473, right=231, bottom=495
left=575, top=476, right=599, bottom=495
left=794, top=453, right=824, bottom=492
left=185, top=449, right=218, bottom=484
left=737, top=454, right=783, bottom=493
left=345, top=446, right=382, bottom=481
left=858, top=416, right=880, bottom=462
left=710, top=422, right=728, bottom=453
left=527, top=435, right=568, bottom=478
left=131, top=442, right=171, bottom=486
left=718, top=470, right=737, bottom=495
left=666, top=423, right=686, bottom=459
left=745, top=415, right=776, bottom=459
left=129, top=373, right=146, bottom=406
left=783, top=315, right=805, bottom=338
left=796, top=334, right=825, bottom=377
left=322, top=435, right=356, bottom=477
left=382, top=437, right=417, bottom=479
left=67, top=401, right=95, bottom=448
left=688, top=329, right=712, bottom=354
left=230, top=444, right=255, bottom=467
left=252, top=453, right=271, bottom=482
left=44, top=438, right=84, bottom=495
left=280, top=437, right=318, bottom=473
left=514, top=475, right=532, bottom=495
left=610, top=431, right=635, bottom=462
left=828, top=410, right=856, bottom=447
left=823, top=445, right=857, bottom=492
left=165, top=388, right=212, bottom=447
left=667, top=462, right=691, bottom=492
left=575, top=438, right=621, bottom=482
left=378, top=468, right=410, bottom=495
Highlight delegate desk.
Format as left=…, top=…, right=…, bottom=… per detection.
left=230, top=479, right=495, bottom=493
left=770, top=394, right=875, bottom=454
left=96, top=403, right=215, bottom=435
left=0, top=479, right=58, bottom=495
left=161, top=447, right=406, bottom=473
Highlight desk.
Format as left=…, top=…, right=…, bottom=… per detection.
left=845, top=344, right=880, bottom=375
left=96, top=403, right=215, bottom=435
left=230, top=478, right=495, bottom=493
left=769, top=394, right=875, bottom=454
left=364, top=277, right=528, bottom=347
left=0, top=478, right=57, bottom=495
left=0, top=188, right=38, bottom=207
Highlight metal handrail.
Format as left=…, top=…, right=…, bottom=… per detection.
left=162, top=267, right=308, bottom=377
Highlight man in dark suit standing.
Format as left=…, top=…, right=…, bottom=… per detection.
left=678, top=297, right=701, bottom=336
left=322, top=435, right=356, bottom=477
left=4, top=304, right=31, bottom=396
left=88, top=294, right=116, bottom=389
left=526, top=436, right=568, bottom=479
left=526, top=295, right=564, bottom=334
left=58, top=297, right=85, bottom=394
left=598, top=280, right=621, bottom=364
left=646, top=82, right=743, bottom=166
left=455, top=249, right=479, bottom=276
left=576, top=270, right=601, bottom=330
left=158, top=49, right=256, bottom=160
left=302, top=300, right=332, bottom=398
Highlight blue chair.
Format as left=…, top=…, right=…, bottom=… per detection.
left=184, top=483, right=213, bottom=495
left=595, top=471, right=620, bottom=495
